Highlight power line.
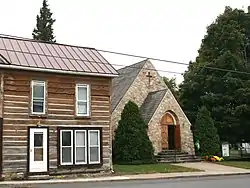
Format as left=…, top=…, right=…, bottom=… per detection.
left=1, top=33, right=250, bottom=77
left=98, top=49, right=250, bottom=76
left=0, top=33, right=31, bottom=40
left=117, top=63, right=250, bottom=84
left=113, top=61, right=250, bottom=83
left=113, top=63, right=183, bottom=75
left=98, top=49, right=189, bottom=66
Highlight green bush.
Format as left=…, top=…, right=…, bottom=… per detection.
left=193, top=106, right=220, bottom=156
left=113, top=101, right=155, bottom=164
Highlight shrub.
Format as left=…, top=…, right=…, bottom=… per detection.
left=193, top=106, right=221, bottom=156
left=113, top=101, right=155, bottom=164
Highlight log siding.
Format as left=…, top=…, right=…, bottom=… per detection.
left=1, top=69, right=112, bottom=179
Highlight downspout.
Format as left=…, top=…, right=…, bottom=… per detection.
left=0, top=72, right=3, bottom=178
left=109, top=79, right=114, bottom=173
left=0, top=72, right=3, bottom=118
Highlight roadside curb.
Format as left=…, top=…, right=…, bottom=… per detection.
left=0, top=172, right=250, bottom=185
left=127, top=172, right=250, bottom=180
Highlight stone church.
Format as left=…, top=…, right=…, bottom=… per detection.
left=111, top=59, right=195, bottom=155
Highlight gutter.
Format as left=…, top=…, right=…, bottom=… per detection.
left=0, top=64, right=119, bottom=78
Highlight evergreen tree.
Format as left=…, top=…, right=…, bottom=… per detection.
left=32, top=0, right=56, bottom=42
left=113, top=101, right=155, bottom=164
left=179, top=6, right=250, bottom=143
left=194, top=106, right=220, bottom=156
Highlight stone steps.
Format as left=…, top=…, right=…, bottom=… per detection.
left=158, top=157, right=202, bottom=163
left=156, top=150, right=202, bottom=163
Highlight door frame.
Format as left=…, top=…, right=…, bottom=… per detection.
left=161, top=111, right=181, bottom=150
left=27, top=126, right=49, bottom=175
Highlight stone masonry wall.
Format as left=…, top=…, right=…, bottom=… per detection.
left=148, top=89, right=195, bottom=155
left=111, top=59, right=194, bottom=155
left=111, top=60, right=167, bottom=137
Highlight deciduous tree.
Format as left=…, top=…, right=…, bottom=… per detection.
left=179, top=6, right=250, bottom=143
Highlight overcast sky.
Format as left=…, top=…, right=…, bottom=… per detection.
left=0, top=0, right=249, bottom=83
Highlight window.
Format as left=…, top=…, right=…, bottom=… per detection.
left=31, top=80, right=46, bottom=114
left=59, top=129, right=100, bottom=166
left=60, top=130, right=73, bottom=165
left=76, top=84, right=90, bottom=116
left=88, top=130, right=100, bottom=164
left=75, top=130, right=87, bottom=164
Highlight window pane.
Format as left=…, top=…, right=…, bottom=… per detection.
left=62, top=147, right=72, bottom=163
left=33, top=84, right=44, bottom=98
left=34, top=133, right=43, bottom=147
left=76, top=147, right=86, bottom=163
left=34, top=148, right=43, bottom=161
left=62, top=131, right=71, bottom=146
left=78, top=86, right=87, bottom=101
left=89, top=131, right=98, bottom=145
left=33, top=101, right=44, bottom=113
left=77, top=102, right=87, bottom=115
left=90, top=147, right=99, bottom=162
left=76, top=131, right=85, bottom=146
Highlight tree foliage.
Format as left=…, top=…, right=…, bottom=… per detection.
left=194, top=106, right=221, bottom=156
left=113, top=101, right=155, bottom=164
left=32, top=0, right=56, bottom=42
left=179, top=6, right=250, bottom=143
left=163, top=76, right=179, bottom=100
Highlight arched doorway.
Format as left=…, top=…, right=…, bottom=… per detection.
left=161, top=111, right=181, bottom=150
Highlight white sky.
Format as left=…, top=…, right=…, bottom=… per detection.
left=0, top=0, right=249, bottom=83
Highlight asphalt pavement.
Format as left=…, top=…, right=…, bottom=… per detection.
left=29, top=175, right=250, bottom=188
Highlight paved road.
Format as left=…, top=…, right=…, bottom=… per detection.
left=28, top=175, right=250, bottom=188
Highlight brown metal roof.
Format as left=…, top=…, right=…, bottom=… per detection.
left=0, top=35, right=118, bottom=77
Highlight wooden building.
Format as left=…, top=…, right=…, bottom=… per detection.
left=0, top=35, right=118, bottom=179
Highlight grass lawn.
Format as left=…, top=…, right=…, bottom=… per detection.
left=113, top=163, right=200, bottom=175
left=219, top=161, right=250, bottom=169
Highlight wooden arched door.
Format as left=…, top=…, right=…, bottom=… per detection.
left=161, top=112, right=181, bottom=150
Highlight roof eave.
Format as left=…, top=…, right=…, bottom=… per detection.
left=0, top=64, right=119, bottom=78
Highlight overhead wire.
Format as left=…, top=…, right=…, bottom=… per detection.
left=0, top=33, right=250, bottom=78
left=115, top=64, right=250, bottom=84
left=98, top=49, right=250, bottom=76
left=108, top=59, right=250, bottom=84
left=112, top=63, right=184, bottom=75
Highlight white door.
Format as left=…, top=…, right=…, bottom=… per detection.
left=29, top=128, right=48, bottom=173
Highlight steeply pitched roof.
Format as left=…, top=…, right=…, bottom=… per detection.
left=111, top=59, right=148, bottom=112
left=0, top=35, right=118, bottom=77
left=140, top=89, right=168, bottom=124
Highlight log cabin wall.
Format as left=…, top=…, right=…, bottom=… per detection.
left=2, top=69, right=112, bottom=177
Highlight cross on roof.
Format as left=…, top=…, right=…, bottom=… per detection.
left=146, top=72, right=153, bottom=87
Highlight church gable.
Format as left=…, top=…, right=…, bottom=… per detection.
left=111, top=60, right=147, bottom=112
left=111, top=59, right=168, bottom=135
left=111, top=59, right=167, bottom=112
left=147, top=88, right=195, bottom=154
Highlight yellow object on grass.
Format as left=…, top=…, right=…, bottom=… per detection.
left=212, top=156, right=223, bottom=161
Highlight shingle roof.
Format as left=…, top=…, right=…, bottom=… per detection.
left=140, top=89, right=168, bottom=124
left=111, top=59, right=148, bottom=112
left=0, top=35, right=118, bottom=77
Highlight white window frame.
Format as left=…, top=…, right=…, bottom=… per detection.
left=75, top=84, right=90, bottom=117
left=31, top=80, right=46, bottom=115
left=60, top=130, right=73, bottom=165
left=88, top=130, right=101, bottom=164
left=74, top=130, right=87, bottom=165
